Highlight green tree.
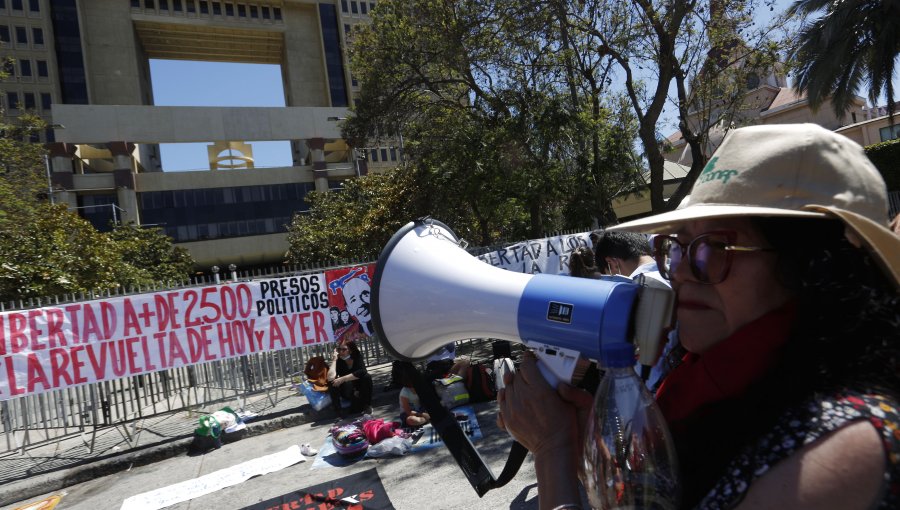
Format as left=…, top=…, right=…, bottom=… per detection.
left=341, top=0, right=642, bottom=240
left=561, top=0, right=789, bottom=212
left=788, top=0, right=900, bottom=119
left=108, top=224, right=195, bottom=285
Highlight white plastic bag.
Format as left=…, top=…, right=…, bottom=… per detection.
left=365, top=435, right=412, bottom=458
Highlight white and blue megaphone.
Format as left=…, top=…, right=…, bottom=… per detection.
left=371, top=218, right=675, bottom=385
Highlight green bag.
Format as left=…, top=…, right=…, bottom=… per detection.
left=195, top=414, right=222, bottom=438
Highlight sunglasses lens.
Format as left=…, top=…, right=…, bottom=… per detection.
left=690, top=235, right=730, bottom=284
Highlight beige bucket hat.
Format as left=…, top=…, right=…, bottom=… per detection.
left=611, top=123, right=900, bottom=287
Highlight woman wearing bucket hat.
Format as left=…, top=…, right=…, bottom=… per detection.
left=498, top=123, right=900, bottom=509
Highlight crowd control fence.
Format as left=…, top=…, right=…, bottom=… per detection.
left=0, top=227, right=590, bottom=458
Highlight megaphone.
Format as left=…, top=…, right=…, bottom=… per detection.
left=371, top=218, right=675, bottom=386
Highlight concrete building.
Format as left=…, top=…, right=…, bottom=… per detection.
left=1, top=0, right=399, bottom=269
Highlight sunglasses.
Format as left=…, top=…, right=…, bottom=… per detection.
left=652, top=230, right=774, bottom=284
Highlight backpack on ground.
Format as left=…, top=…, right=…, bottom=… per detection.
left=464, top=363, right=496, bottom=403
left=433, top=374, right=470, bottom=409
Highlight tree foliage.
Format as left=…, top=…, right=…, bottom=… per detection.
left=284, top=165, right=516, bottom=264
left=864, top=138, right=900, bottom=190
left=788, top=0, right=900, bottom=119
left=338, top=0, right=643, bottom=242
left=567, top=0, right=789, bottom=211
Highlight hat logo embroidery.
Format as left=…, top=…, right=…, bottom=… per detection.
left=698, top=156, right=738, bottom=185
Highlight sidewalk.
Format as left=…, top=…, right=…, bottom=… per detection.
left=0, top=363, right=399, bottom=508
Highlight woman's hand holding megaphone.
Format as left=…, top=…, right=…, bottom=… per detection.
left=498, top=351, right=594, bottom=507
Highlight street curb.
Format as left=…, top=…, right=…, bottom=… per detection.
left=0, top=409, right=309, bottom=508
left=0, top=381, right=402, bottom=508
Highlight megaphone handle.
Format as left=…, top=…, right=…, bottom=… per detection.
left=527, top=344, right=580, bottom=388
left=536, top=360, right=561, bottom=389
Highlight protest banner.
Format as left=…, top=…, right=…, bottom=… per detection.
left=0, top=266, right=373, bottom=401
left=476, top=232, right=591, bottom=275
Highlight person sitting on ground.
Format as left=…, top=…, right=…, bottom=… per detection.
left=498, top=123, right=900, bottom=510
left=396, top=362, right=431, bottom=428
left=327, top=340, right=373, bottom=418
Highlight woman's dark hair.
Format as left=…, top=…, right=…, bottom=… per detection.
left=570, top=246, right=599, bottom=278
left=342, top=340, right=362, bottom=358
left=754, top=217, right=899, bottom=399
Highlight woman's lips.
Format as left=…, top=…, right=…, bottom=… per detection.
left=677, top=299, right=710, bottom=311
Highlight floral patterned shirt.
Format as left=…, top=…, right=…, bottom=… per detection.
left=698, top=391, right=900, bottom=509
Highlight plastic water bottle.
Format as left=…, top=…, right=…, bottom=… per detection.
left=581, top=342, right=680, bottom=509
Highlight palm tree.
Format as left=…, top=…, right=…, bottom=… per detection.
left=788, top=0, right=900, bottom=119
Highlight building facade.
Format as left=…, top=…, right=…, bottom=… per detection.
left=1, top=0, right=398, bottom=269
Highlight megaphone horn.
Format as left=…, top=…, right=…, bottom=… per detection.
left=371, top=218, right=674, bottom=385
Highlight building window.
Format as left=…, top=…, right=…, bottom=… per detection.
left=28, top=0, right=37, bottom=11
left=173, top=0, right=182, bottom=10
left=344, top=23, right=350, bottom=34
left=341, top=0, right=347, bottom=12
left=261, top=5, right=269, bottom=18
left=319, top=3, right=349, bottom=107
left=199, top=1, right=208, bottom=14
left=138, top=184, right=314, bottom=242
left=7, top=92, right=18, bottom=110
left=879, top=125, right=900, bottom=142
left=49, top=0, right=90, bottom=105
left=145, top=0, right=154, bottom=9
left=187, top=0, right=195, bottom=13
left=15, top=26, right=26, bottom=45
left=32, top=26, right=42, bottom=45
left=78, top=194, right=119, bottom=232
left=225, top=2, right=233, bottom=16
left=0, top=1, right=6, bottom=9
left=360, top=1, right=367, bottom=14
left=0, top=26, right=9, bottom=44
left=249, top=4, right=257, bottom=17
left=351, top=1, right=358, bottom=14
left=12, top=0, right=22, bottom=10
left=390, top=147, right=397, bottom=161
left=212, top=2, right=221, bottom=15
left=40, top=92, right=50, bottom=110
left=23, top=91, right=34, bottom=109
left=37, top=59, right=47, bottom=77
left=19, top=58, right=31, bottom=77
left=237, top=3, right=245, bottom=16
left=131, top=0, right=140, bottom=7
left=273, top=7, right=281, bottom=19
left=381, top=148, right=387, bottom=161
left=370, top=2, right=375, bottom=11
left=159, top=0, right=168, bottom=10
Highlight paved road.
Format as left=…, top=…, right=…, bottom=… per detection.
left=1, top=402, right=548, bottom=510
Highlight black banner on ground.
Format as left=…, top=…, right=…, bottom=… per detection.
left=240, top=468, right=394, bottom=510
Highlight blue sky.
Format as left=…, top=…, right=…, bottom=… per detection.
left=149, top=60, right=292, bottom=171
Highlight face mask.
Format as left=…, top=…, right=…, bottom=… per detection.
left=340, top=354, right=351, bottom=361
